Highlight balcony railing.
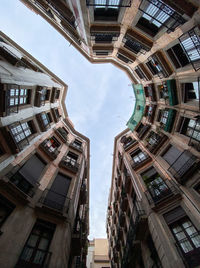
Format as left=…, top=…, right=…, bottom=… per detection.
left=39, top=140, right=60, bottom=160
left=162, top=109, right=176, bottom=133
left=69, top=142, right=83, bottom=152
left=168, top=150, right=198, bottom=184
left=123, top=139, right=137, bottom=151
left=175, top=233, right=200, bottom=268
left=145, top=184, right=178, bottom=205
left=144, top=84, right=157, bottom=102
left=16, top=245, right=52, bottom=268
left=86, top=0, right=132, bottom=7
left=139, top=0, right=186, bottom=33
left=39, top=188, right=71, bottom=214
left=179, top=26, right=200, bottom=71
left=59, top=156, right=79, bottom=173
left=54, top=128, right=68, bottom=143
left=146, top=134, right=168, bottom=154
left=137, top=124, right=150, bottom=139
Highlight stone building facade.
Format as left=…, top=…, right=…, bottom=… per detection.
left=19, top=0, right=200, bottom=267
left=0, top=31, right=90, bottom=268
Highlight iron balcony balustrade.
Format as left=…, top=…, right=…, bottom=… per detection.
left=160, top=109, right=176, bottom=133
left=59, top=156, right=80, bottom=173
left=146, top=132, right=168, bottom=154
left=86, top=0, right=132, bottom=7
left=4, top=170, right=40, bottom=200
left=16, top=245, right=52, bottom=268
left=137, top=124, right=151, bottom=139
left=40, top=140, right=60, bottom=160
left=123, top=138, right=138, bottom=151
left=144, top=84, right=157, bottom=102
left=135, top=64, right=152, bottom=81
left=146, top=54, right=169, bottom=79
left=145, top=104, right=157, bottom=123
left=139, top=0, right=186, bottom=33
left=69, top=141, right=83, bottom=153
left=36, top=113, right=51, bottom=132
left=45, top=0, right=76, bottom=29
left=123, top=35, right=150, bottom=55
left=122, top=206, right=146, bottom=267
left=179, top=26, right=200, bottom=71
left=34, top=87, right=47, bottom=107
left=145, top=183, right=178, bottom=206
left=91, top=33, right=119, bottom=43
left=54, top=127, right=68, bottom=143
left=168, top=150, right=198, bottom=184
left=175, top=231, right=200, bottom=268
left=39, top=188, right=71, bottom=214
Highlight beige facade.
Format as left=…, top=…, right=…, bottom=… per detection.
left=0, top=31, right=89, bottom=268
left=13, top=0, right=200, bottom=267
left=87, top=239, right=110, bottom=268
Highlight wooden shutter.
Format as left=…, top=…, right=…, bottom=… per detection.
left=163, top=206, right=186, bottom=224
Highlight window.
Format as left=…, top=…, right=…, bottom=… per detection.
left=159, top=109, right=169, bottom=125
left=179, top=118, right=200, bottom=142
left=9, top=88, right=29, bottom=106
left=142, top=168, right=170, bottom=202
left=42, top=137, right=60, bottom=153
left=147, top=131, right=161, bottom=146
left=179, top=27, right=200, bottom=71
left=9, top=154, right=46, bottom=196
left=167, top=44, right=189, bottom=69
left=73, top=139, right=82, bottom=150
left=0, top=194, right=15, bottom=227
left=16, top=220, right=56, bottom=267
left=131, top=150, right=148, bottom=164
left=93, top=0, right=120, bottom=21
left=137, top=0, right=185, bottom=37
left=66, top=152, right=78, bottom=166
left=10, top=121, right=34, bottom=144
left=55, top=89, right=60, bottom=99
left=41, top=113, right=51, bottom=128
left=43, top=173, right=71, bottom=211
left=182, top=81, right=199, bottom=103
left=164, top=208, right=200, bottom=267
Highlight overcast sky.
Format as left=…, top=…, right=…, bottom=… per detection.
left=1, top=0, right=134, bottom=239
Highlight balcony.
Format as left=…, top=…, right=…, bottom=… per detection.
left=59, top=156, right=79, bottom=174
left=135, top=63, right=152, bottom=81
left=168, top=150, right=199, bottom=184
left=145, top=104, right=157, bottom=123
left=136, top=124, right=151, bottom=139
left=122, top=137, right=138, bottom=151
left=146, top=133, right=168, bottom=154
left=39, top=140, right=60, bottom=160
left=15, top=245, right=52, bottom=268
left=54, top=127, right=68, bottom=143
left=146, top=51, right=173, bottom=78
left=90, top=25, right=120, bottom=43
left=0, top=171, right=39, bottom=203
left=0, top=45, right=19, bottom=65
left=71, top=231, right=86, bottom=256
left=144, top=84, right=157, bottom=102
left=92, top=45, right=113, bottom=56
left=38, top=188, right=71, bottom=216
left=36, top=113, right=51, bottom=132
left=86, top=0, right=132, bottom=7
left=179, top=26, right=200, bottom=71
left=145, top=184, right=181, bottom=211
left=69, top=142, right=83, bottom=153
left=119, top=211, right=126, bottom=227
left=34, top=86, right=49, bottom=107
left=123, top=29, right=153, bottom=55
left=138, top=0, right=186, bottom=34
left=117, top=48, right=136, bottom=64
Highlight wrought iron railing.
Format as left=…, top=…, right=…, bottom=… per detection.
left=86, top=0, right=132, bottom=7
left=179, top=26, right=200, bottom=71
left=39, top=188, right=71, bottom=213
left=145, top=183, right=176, bottom=205
left=123, top=36, right=150, bottom=55
left=60, top=156, right=80, bottom=173
left=139, top=0, right=186, bottom=33
left=168, top=150, right=197, bottom=183
left=123, top=139, right=137, bottom=150
left=40, top=140, right=60, bottom=160
left=16, top=245, right=52, bottom=268
left=69, top=142, right=83, bottom=152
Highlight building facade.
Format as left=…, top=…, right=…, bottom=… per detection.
left=87, top=239, right=110, bottom=268
left=0, top=31, right=90, bottom=268
left=19, top=0, right=200, bottom=267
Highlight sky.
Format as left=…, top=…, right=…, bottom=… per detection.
left=0, top=0, right=134, bottom=238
